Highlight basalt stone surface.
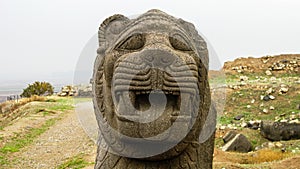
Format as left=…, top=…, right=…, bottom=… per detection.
left=261, top=121, right=300, bottom=141
left=222, top=132, right=252, bottom=153
left=92, top=9, right=216, bottom=169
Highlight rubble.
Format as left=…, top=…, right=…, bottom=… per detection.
left=265, top=70, right=272, bottom=76
left=57, top=86, right=76, bottom=97
left=222, top=132, right=252, bottom=153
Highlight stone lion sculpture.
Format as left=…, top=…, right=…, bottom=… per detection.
left=92, top=9, right=216, bottom=169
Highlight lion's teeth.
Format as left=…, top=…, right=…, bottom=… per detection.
left=129, top=91, right=135, bottom=106
left=179, top=93, right=191, bottom=117
left=117, top=91, right=135, bottom=116
left=135, top=91, right=141, bottom=95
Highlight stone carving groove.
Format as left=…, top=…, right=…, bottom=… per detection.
left=92, top=9, right=215, bottom=169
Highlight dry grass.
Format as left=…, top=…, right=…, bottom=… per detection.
left=214, top=148, right=291, bottom=165
left=0, top=95, right=47, bottom=128
left=0, top=95, right=45, bottom=114
left=242, top=149, right=291, bottom=164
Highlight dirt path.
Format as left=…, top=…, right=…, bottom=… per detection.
left=9, top=102, right=97, bottom=169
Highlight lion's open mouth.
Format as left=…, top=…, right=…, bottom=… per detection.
left=115, top=90, right=184, bottom=122
left=112, top=53, right=199, bottom=140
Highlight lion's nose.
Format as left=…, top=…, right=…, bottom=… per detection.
left=141, top=49, right=176, bottom=67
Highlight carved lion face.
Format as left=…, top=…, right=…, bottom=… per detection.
left=93, top=9, right=211, bottom=159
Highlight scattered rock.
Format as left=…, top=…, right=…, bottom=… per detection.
left=222, top=133, right=252, bottom=153
left=262, top=142, right=275, bottom=149
left=275, top=142, right=284, bottom=148
left=266, top=88, right=273, bottom=95
left=76, top=84, right=92, bottom=97
left=247, top=120, right=261, bottom=130
left=223, top=131, right=237, bottom=143
left=279, top=86, right=289, bottom=94
left=296, top=104, right=300, bottom=110
left=265, top=70, right=272, bottom=76
left=269, top=106, right=275, bottom=110
left=280, top=119, right=288, bottom=123
left=263, top=109, right=269, bottom=114
left=263, top=95, right=270, bottom=101
left=234, top=114, right=244, bottom=121
left=260, top=121, right=300, bottom=141
left=270, top=76, right=277, bottom=83
left=246, top=105, right=251, bottom=109
left=241, top=122, right=248, bottom=128
left=220, top=126, right=226, bottom=130
left=251, top=99, right=255, bottom=104
left=57, top=85, right=77, bottom=97
left=239, top=76, right=249, bottom=81
left=269, top=95, right=275, bottom=100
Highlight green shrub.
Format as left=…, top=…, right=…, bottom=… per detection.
left=21, top=81, right=54, bottom=98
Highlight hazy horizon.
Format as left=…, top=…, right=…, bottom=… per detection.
left=1, top=0, right=300, bottom=86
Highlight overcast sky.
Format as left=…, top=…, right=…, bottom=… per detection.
left=1, top=0, right=299, bottom=85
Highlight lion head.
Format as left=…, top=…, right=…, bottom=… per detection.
left=92, top=9, right=212, bottom=160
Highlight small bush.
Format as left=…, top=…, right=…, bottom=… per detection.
left=21, top=81, right=54, bottom=98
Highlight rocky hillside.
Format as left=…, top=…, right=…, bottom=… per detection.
left=223, top=54, right=300, bottom=75
left=212, top=54, right=300, bottom=169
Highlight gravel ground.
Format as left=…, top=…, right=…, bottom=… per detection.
left=9, top=107, right=97, bottom=169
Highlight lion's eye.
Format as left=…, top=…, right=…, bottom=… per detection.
left=117, top=33, right=145, bottom=50
left=169, top=35, right=192, bottom=51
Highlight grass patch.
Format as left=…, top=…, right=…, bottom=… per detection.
left=0, top=117, right=60, bottom=165
left=46, top=98, right=74, bottom=111
left=217, top=116, right=233, bottom=125
left=221, top=84, right=300, bottom=123
left=57, top=154, right=93, bottom=169
left=0, top=118, right=58, bottom=154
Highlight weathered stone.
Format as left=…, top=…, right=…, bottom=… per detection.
left=269, top=95, right=275, bottom=100
left=220, top=126, right=226, bottom=130
left=275, top=142, right=284, bottom=148
left=279, top=87, right=289, bottom=93
left=266, top=88, right=273, bottom=95
left=239, top=76, right=249, bottom=81
left=223, top=130, right=237, bottom=143
left=222, top=133, right=252, bottom=153
left=76, top=85, right=92, bottom=97
left=289, top=119, right=300, bottom=124
left=296, top=104, right=300, bottom=110
left=234, top=114, right=244, bottom=120
left=263, top=95, right=270, bottom=101
left=270, top=76, right=277, bottom=83
left=260, top=121, right=300, bottom=141
left=247, top=120, right=261, bottom=130
left=57, top=85, right=76, bottom=97
left=92, top=9, right=215, bottom=169
left=280, top=119, right=288, bottom=123
left=263, top=108, right=269, bottom=113
left=265, top=70, right=272, bottom=76
left=241, top=122, right=248, bottom=128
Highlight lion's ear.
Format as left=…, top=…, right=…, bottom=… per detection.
left=97, top=14, right=130, bottom=54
